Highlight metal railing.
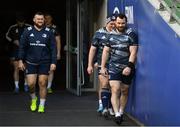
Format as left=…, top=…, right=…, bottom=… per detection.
left=159, top=0, right=180, bottom=24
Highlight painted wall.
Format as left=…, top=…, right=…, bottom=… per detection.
left=108, top=0, right=180, bottom=125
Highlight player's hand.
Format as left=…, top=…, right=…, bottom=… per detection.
left=50, top=64, right=56, bottom=71
left=57, top=53, right=61, bottom=60
left=18, top=60, right=25, bottom=71
left=87, top=66, right=93, bottom=75
left=122, top=67, right=131, bottom=76
left=100, top=67, right=108, bottom=76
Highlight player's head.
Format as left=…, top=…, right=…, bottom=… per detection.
left=106, top=14, right=116, bottom=24
left=115, top=13, right=127, bottom=32
left=44, top=13, right=53, bottom=26
left=106, top=14, right=116, bottom=31
left=16, top=14, right=26, bottom=27
left=33, top=12, right=45, bottom=28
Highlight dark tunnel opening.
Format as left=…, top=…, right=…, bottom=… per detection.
left=0, top=0, right=67, bottom=91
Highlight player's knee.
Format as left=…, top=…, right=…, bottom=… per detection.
left=100, top=80, right=109, bottom=88
left=121, top=87, right=129, bottom=96
left=39, top=79, right=47, bottom=87
left=29, top=86, right=35, bottom=93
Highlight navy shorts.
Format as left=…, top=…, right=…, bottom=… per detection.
left=109, top=68, right=135, bottom=85
left=25, top=62, right=50, bottom=75
left=10, top=50, right=19, bottom=61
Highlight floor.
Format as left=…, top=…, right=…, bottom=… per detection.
left=0, top=90, right=139, bottom=126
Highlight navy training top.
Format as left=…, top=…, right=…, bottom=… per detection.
left=18, top=26, right=57, bottom=64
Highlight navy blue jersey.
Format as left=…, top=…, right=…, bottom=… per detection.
left=18, top=26, right=57, bottom=64
left=6, top=23, right=31, bottom=50
left=6, top=23, right=31, bottom=41
left=91, top=27, right=110, bottom=65
left=106, top=28, right=138, bottom=74
left=48, top=24, right=60, bottom=37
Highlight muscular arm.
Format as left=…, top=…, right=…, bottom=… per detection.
left=88, top=46, right=97, bottom=67
left=87, top=46, right=97, bottom=74
left=6, top=26, right=13, bottom=42
left=122, top=45, right=138, bottom=76
left=129, top=45, right=138, bottom=63
left=55, top=35, right=61, bottom=60
left=18, top=31, right=28, bottom=71
left=101, top=46, right=110, bottom=69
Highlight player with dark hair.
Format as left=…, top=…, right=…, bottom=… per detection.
left=101, top=13, right=138, bottom=124
left=87, top=14, right=116, bottom=117
left=18, top=12, right=57, bottom=113
left=6, top=14, right=31, bottom=93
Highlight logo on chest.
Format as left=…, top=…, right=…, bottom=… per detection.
left=42, top=34, right=47, bottom=38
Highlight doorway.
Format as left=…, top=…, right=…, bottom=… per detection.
left=0, top=0, right=107, bottom=95
left=0, top=0, right=67, bottom=91
left=65, top=0, right=107, bottom=96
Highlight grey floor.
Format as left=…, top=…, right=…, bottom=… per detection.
left=0, top=90, right=139, bottom=126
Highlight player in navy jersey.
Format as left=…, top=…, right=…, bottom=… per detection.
left=44, top=13, right=61, bottom=94
left=18, top=12, right=57, bottom=113
left=6, top=15, right=31, bottom=93
left=87, top=14, right=116, bottom=117
left=101, top=13, right=138, bottom=124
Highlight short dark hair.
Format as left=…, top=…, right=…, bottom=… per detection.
left=16, top=12, right=25, bottom=22
left=116, top=13, right=127, bottom=22
left=44, top=12, right=52, bottom=17
left=34, top=11, right=44, bottom=16
left=16, top=15, right=25, bottom=22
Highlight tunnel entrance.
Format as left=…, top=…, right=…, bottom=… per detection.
left=0, top=0, right=107, bottom=96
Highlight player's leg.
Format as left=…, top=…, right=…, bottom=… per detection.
left=99, top=74, right=110, bottom=117
left=37, top=63, right=50, bottom=113
left=24, top=73, right=29, bottom=92
left=13, top=60, right=19, bottom=93
left=25, top=63, right=38, bottom=111
left=47, top=71, right=54, bottom=94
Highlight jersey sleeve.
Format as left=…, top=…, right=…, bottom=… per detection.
left=49, top=31, right=57, bottom=64
left=91, top=31, right=99, bottom=47
left=18, top=28, right=29, bottom=60
left=127, top=28, right=138, bottom=46
left=54, top=26, right=60, bottom=36
left=105, top=35, right=111, bottom=47
left=6, top=27, right=14, bottom=42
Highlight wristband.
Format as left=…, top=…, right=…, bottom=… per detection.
left=128, top=62, right=134, bottom=69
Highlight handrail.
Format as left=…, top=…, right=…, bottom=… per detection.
left=159, top=0, right=180, bottom=24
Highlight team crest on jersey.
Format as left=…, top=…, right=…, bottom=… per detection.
left=42, top=34, right=47, bottom=38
